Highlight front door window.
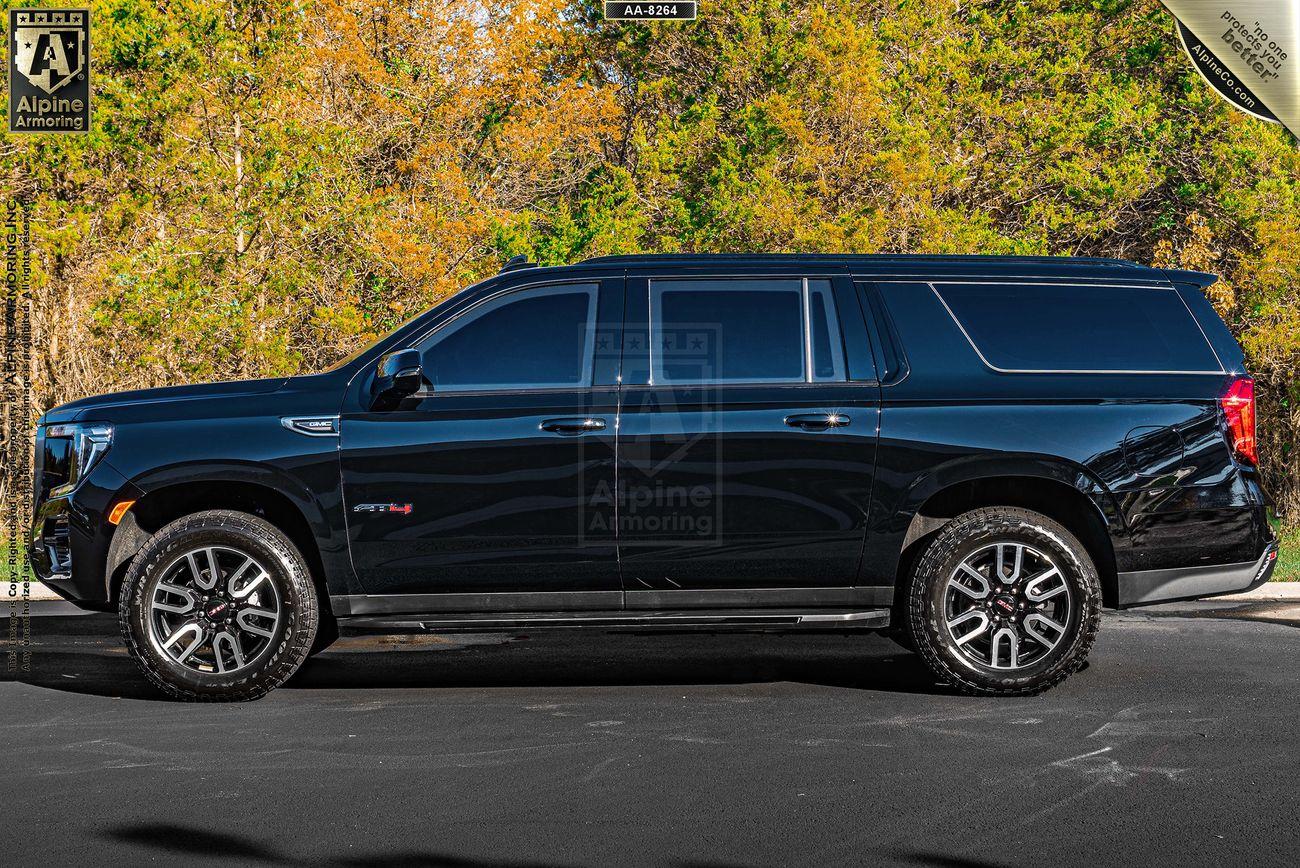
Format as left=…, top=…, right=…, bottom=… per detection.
left=418, top=283, right=599, bottom=391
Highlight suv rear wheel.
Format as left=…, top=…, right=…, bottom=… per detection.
left=904, top=506, right=1101, bottom=696
left=119, top=509, right=318, bottom=701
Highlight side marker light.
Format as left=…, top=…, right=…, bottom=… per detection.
left=108, top=500, right=136, bottom=525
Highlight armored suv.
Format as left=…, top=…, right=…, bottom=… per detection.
left=30, top=254, right=1278, bottom=699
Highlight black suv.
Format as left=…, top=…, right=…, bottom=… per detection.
left=30, top=254, right=1278, bottom=700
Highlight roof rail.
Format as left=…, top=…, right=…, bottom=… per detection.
left=578, top=253, right=1143, bottom=268
left=499, top=254, right=537, bottom=273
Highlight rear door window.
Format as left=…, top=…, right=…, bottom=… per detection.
left=649, top=278, right=846, bottom=384
left=651, top=279, right=804, bottom=383
left=933, top=282, right=1223, bottom=373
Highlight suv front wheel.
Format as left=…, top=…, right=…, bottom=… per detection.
left=120, top=509, right=319, bottom=701
left=905, top=506, right=1101, bottom=696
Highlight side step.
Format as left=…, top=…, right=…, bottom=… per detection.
left=341, top=608, right=891, bottom=634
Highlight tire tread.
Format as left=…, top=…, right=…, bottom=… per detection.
left=118, top=509, right=318, bottom=702
left=905, top=506, right=1102, bottom=697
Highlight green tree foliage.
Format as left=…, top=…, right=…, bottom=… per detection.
left=3, top=0, right=1299, bottom=520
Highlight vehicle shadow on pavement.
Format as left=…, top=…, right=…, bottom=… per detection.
left=103, top=822, right=1004, bottom=867
left=290, top=631, right=943, bottom=695
left=105, top=821, right=591, bottom=867
left=6, top=614, right=948, bottom=701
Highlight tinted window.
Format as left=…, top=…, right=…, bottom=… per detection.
left=935, top=283, right=1222, bottom=373
left=420, top=284, right=597, bottom=391
left=809, top=279, right=845, bottom=381
left=651, top=279, right=805, bottom=383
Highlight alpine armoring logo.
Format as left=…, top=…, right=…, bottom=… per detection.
left=8, top=8, right=91, bottom=133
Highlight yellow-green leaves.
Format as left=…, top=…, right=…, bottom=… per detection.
left=4, top=0, right=1300, bottom=518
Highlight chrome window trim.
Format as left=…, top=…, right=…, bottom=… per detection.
left=928, top=281, right=1227, bottom=376
left=1171, top=285, right=1229, bottom=373
left=406, top=277, right=606, bottom=347
left=802, top=277, right=814, bottom=383
left=848, top=271, right=1168, bottom=285
left=617, top=381, right=876, bottom=394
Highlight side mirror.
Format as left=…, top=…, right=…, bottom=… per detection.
left=370, top=348, right=424, bottom=411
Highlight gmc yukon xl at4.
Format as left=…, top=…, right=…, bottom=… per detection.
left=30, top=255, right=1278, bottom=700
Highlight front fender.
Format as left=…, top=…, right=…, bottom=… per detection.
left=108, top=455, right=355, bottom=600
left=127, top=460, right=333, bottom=542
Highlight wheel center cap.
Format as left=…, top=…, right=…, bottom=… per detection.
left=205, top=600, right=230, bottom=619
left=992, top=595, right=1017, bottom=616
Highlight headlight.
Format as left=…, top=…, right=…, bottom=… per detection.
left=44, top=423, right=113, bottom=496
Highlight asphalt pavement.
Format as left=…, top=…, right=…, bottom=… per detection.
left=2, top=601, right=1297, bottom=867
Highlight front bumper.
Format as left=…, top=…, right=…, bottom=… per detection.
left=1117, top=540, right=1280, bottom=608
left=29, top=461, right=141, bottom=612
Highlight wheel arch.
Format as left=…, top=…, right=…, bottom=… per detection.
left=106, top=463, right=333, bottom=614
left=892, top=461, right=1121, bottom=609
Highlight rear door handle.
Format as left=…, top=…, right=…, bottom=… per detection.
left=540, top=417, right=607, bottom=435
left=784, top=413, right=850, bottom=431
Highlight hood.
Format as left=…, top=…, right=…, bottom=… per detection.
left=42, top=377, right=293, bottom=425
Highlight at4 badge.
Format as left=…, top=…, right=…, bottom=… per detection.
left=8, top=8, right=91, bottom=133
left=352, top=503, right=415, bottom=516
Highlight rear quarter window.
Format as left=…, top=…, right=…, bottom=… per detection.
left=933, top=282, right=1224, bottom=373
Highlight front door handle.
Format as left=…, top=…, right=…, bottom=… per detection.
left=540, top=417, right=607, bottom=435
left=784, top=413, right=850, bottom=431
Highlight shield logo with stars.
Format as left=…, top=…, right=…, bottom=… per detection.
left=12, top=9, right=86, bottom=94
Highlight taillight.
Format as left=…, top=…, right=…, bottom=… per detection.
left=1220, top=377, right=1257, bottom=466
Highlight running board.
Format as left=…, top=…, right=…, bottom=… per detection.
left=340, top=608, right=891, bottom=634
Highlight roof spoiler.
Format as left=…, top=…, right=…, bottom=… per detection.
left=1161, top=268, right=1218, bottom=289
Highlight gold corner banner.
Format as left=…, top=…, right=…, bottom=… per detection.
left=1163, top=2, right=1297, bottom=134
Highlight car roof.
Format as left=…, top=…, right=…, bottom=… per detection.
left=499, top=254, right=1213, bottom=286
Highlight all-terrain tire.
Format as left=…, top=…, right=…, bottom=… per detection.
left=904, top=506, right=1101, bottom=696
left=119, top=509, right=319, bottom=701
